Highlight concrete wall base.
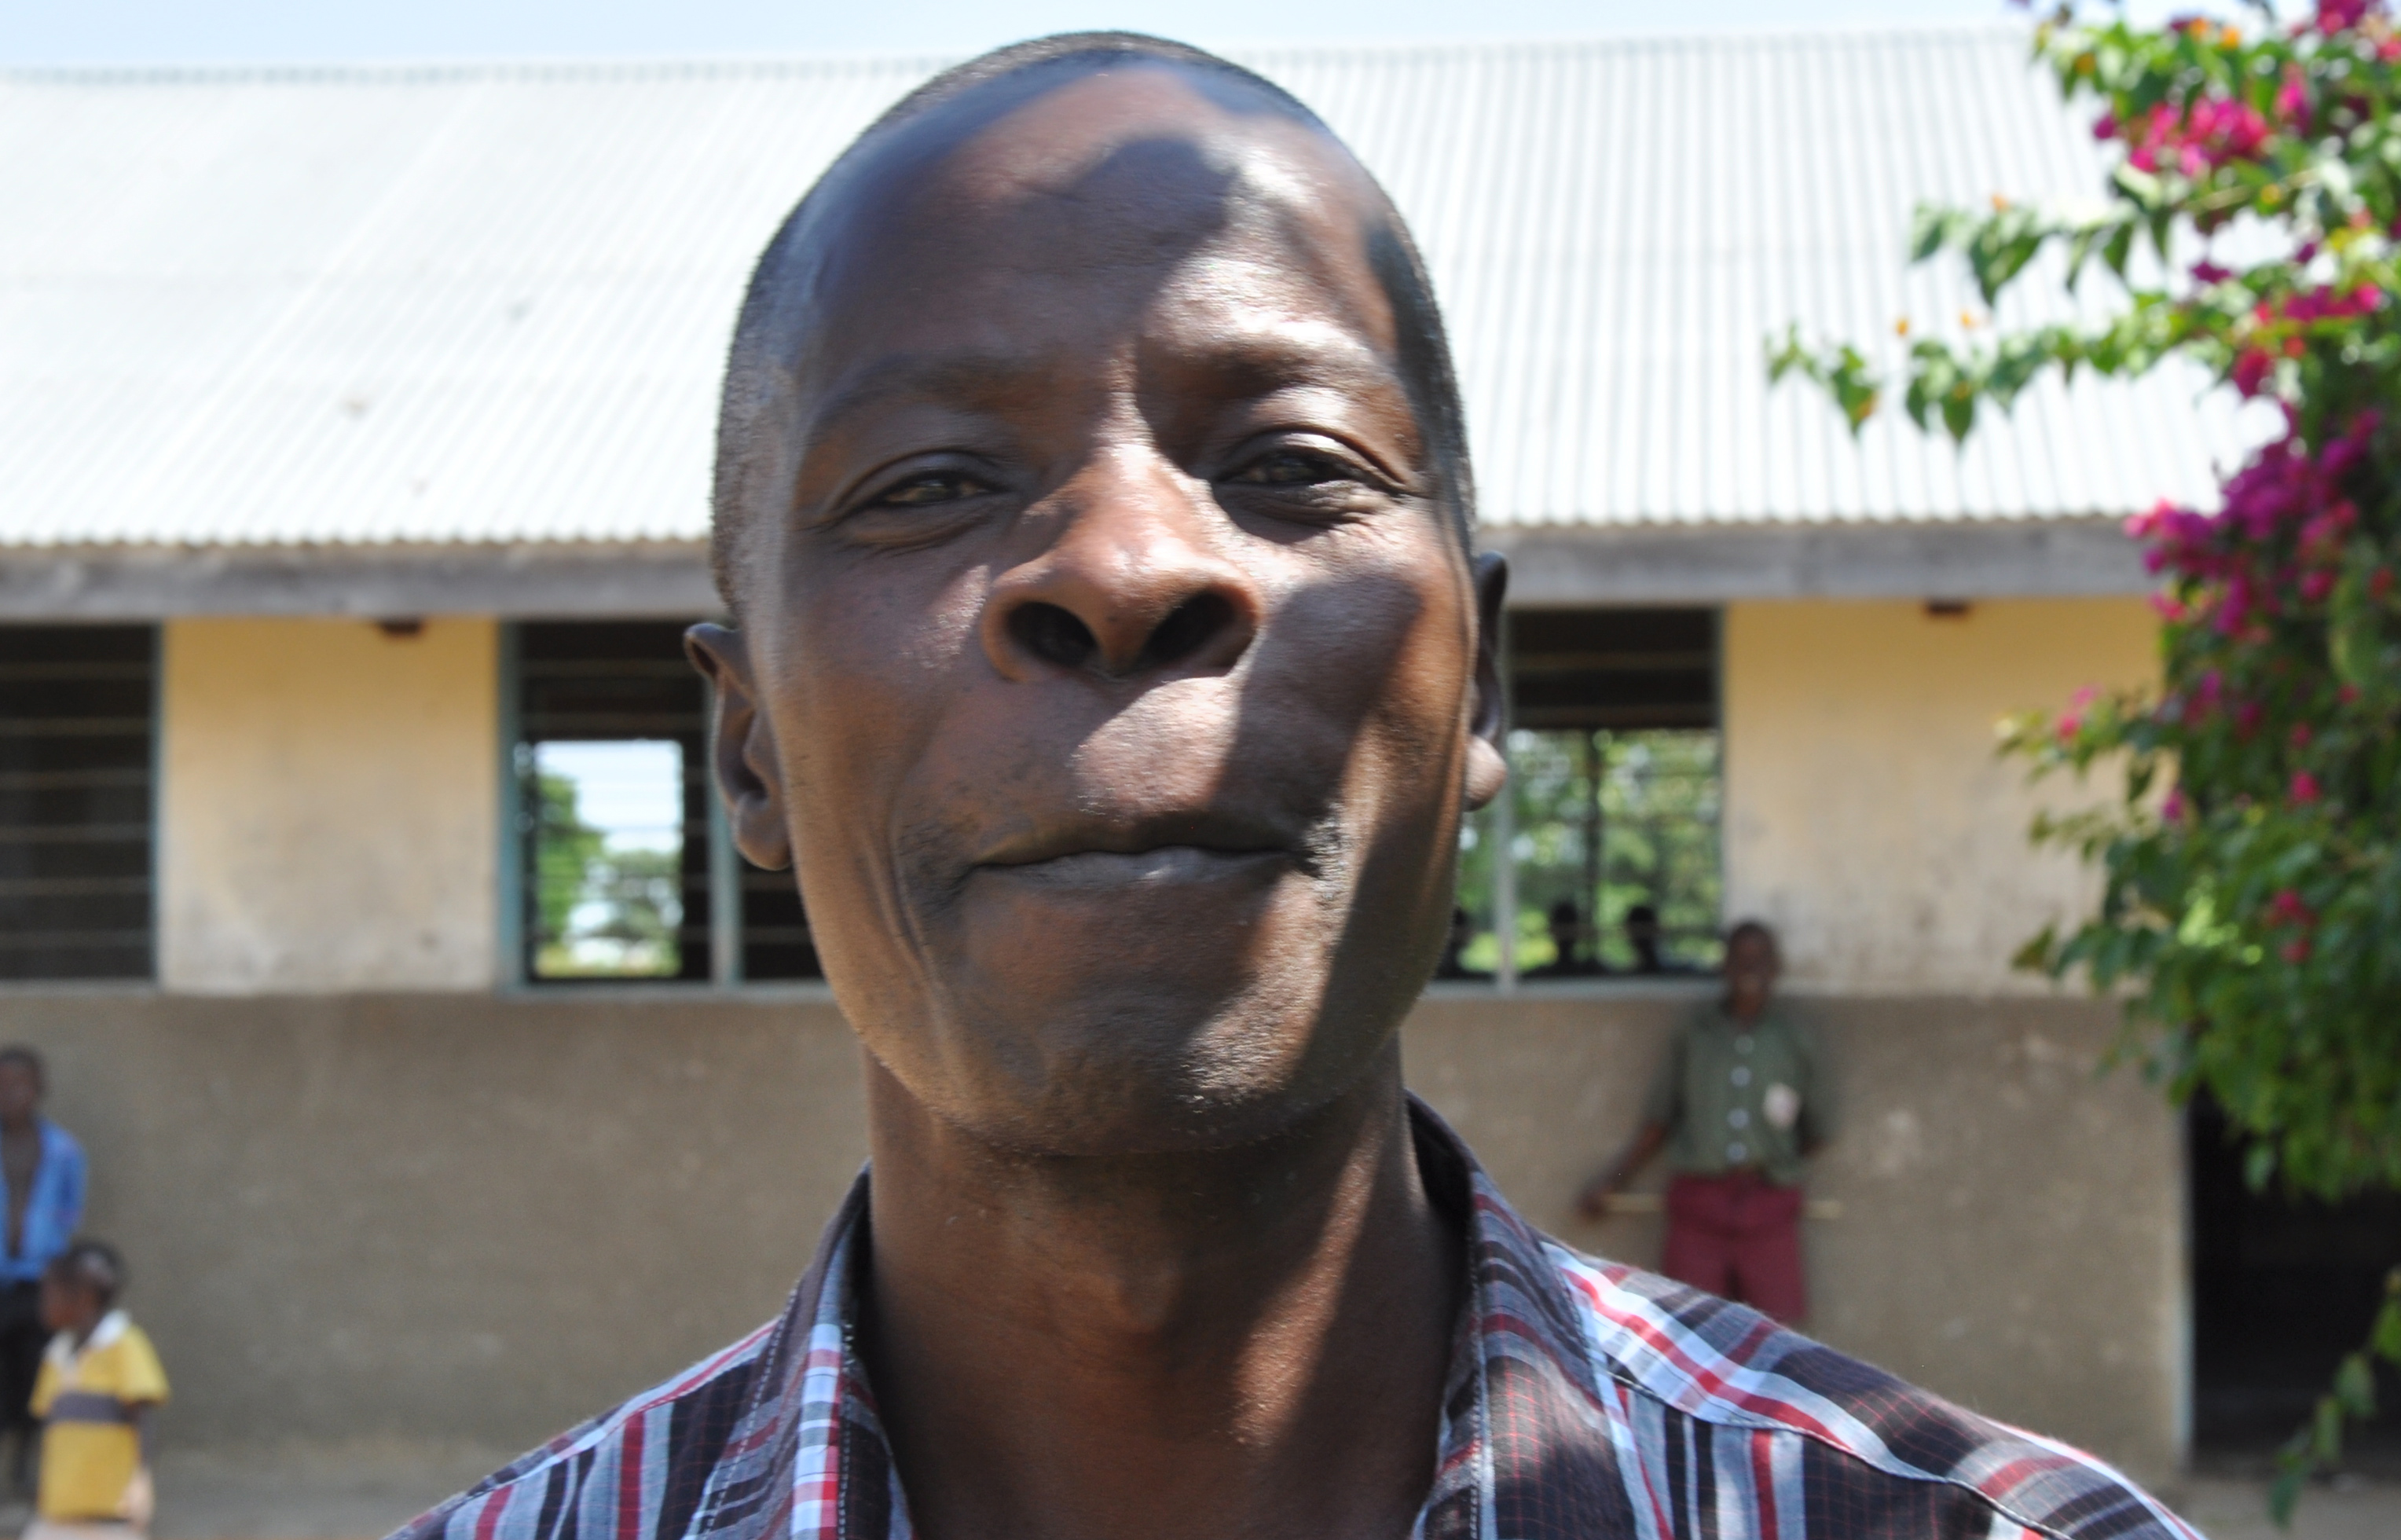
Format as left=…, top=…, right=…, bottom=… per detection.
left=0, top=988, right=2182, bottom=1484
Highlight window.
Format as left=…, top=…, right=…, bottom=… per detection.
left=0, top=626, right=155, bottom=981
left=1450, top=608, right=1721, bottom=985
left=508, top=622, right=822, bottom=985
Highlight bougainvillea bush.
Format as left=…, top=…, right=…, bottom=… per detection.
left=1771, top=2, right=2401, bottom=1509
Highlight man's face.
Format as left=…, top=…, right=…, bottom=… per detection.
left=0, top=1063, right=41, bottom=1125
left=696, top=64, right=1505, bottom=1157
left=1725, top=932, right=1780, bottom=1012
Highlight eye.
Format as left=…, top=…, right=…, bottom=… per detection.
left=868, top=470, right=996, bottom=508
left=1226, top=449, right=1352, bottom=487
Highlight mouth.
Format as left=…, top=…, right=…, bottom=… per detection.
left=972, top=813, right=1301, bottom=889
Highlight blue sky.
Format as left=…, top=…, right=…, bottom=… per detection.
left=0, top=1, right=2240, bottom=67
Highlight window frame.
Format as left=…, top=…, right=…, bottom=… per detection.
left=0, top=623, right=160, bottom=987
left=1454, top=603, right=1727, bottom=994
left=493, top=611, right=1725, bottom=996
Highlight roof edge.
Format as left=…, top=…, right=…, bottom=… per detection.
left=0, top=539, right=720, bottom=622
left=0, top=518, right=2151, bottom=621
left=1483, top=518, right=2151, bottom=604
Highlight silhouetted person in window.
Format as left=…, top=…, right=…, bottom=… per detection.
left=1622, top=902, right=1698, bottom=975
left=1524, top=899, right=1601, bottom=978
left=0, top=1048, right=86, bottom=1497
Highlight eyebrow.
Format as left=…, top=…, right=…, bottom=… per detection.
left=1158, top=324, right=1408, bottom=400
left=803, top=350, right=1057, bottom=439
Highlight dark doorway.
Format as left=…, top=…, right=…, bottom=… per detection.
left=2190, top=1095, right=2401, bottom=1472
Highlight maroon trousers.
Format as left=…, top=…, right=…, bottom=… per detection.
left=1662, top=1171, right=1807, bottom=1323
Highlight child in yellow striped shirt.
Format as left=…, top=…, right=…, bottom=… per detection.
left=25, top=1242, right=167, bottom=1540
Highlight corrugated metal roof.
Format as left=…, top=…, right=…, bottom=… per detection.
left=0, top=28, right=2257, bottom=551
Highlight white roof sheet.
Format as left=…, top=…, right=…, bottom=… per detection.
left=0, top=27, right=2257, bottom=551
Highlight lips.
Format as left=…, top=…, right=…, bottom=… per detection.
left=971, top=811, right=1301, bottom=888
left=990, top=845, right=1286, bottom=888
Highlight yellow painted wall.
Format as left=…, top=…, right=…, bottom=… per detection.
left=1722, top=598, right=2157, bottom=995
left=159, top=618, right=499, bottom=992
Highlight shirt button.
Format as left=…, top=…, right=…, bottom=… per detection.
left=1728, top=1109, right=1750, bottom=1129
left=1731, top=1066, right=1752, bottom=1087
left=1735, top=1035, right=1754, bottom=1054
left=1728, top=1142, right=1749, bottom=1163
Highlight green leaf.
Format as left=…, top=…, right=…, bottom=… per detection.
left=2268, top=1465, right=2305, bottom=1528
left=2102, top=222, right=2135, bottom=279
left=2313, top=1393, right=2344, bottom=1463
left=1908, top=204, right=1953, bottom=262
left=2374, top=1293, right=2401, bottom=1363
left=2335, top=1352, right=2377, bottom=1417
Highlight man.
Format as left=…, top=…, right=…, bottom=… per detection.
left=401, top=35, right=2197, bottom=1540
left=1524, top=899, right=1602, bottom=978
left=0, top=1048, right=84, bottom=1498
left=1622, top=900, right=1695, bottom=974
left=1578, top=922, right=1825, bottom=1323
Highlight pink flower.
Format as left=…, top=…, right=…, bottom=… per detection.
left=2291, top=722, right=2314, bottom=749
left=2268, top=888, right=2314, bottom=926
left=2316, top=0, right=2377, bottom=34
left=2291, top=770, right=2322, bottom=805
left=2233, top=348, right=2274, bottom=397
left=2302, top=568, right=2337, bottom=603
left=2276, top=70, right=2312, bottom=134
left=2162, top=786, right=2190, bottom=824
left=2282, top=937, right=2313, bottom=965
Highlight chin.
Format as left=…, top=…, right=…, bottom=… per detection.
left=929, top=970, right=1367, bottom=1158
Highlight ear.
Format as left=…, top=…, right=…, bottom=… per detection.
left=1463, top=550, right=1509, bottom=811
left=684, top=623, right=793, bottom=871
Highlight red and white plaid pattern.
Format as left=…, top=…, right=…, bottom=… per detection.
left=398, top=1102, right=2203, bottom=1540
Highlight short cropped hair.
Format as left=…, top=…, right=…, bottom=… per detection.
left=1725, top=918, right=1781, bottom=961
left=709, top=31, right=1475, bottom=618
left=46, top=1240, right=124, bottom=1307
left=0, top=1047, right=44, bottom=1087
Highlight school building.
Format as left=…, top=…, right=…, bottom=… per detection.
left=0, top=25, right=2331, bottom=1483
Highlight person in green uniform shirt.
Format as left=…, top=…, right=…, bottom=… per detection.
left=1578, top=919, right=1832, bottom=1322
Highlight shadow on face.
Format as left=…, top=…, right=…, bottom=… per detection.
left=693, top=60, right=1506, bottom=1157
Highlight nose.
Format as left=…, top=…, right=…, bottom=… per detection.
left=982, top=448, right=1259, bottom=682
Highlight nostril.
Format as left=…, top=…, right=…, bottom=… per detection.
left=1139, top=592, right=1237, bottom=672
left=1009, top=603, right=1098, bottom=670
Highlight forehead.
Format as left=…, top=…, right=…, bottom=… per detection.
left=792, top=64, right=1404, bottom=390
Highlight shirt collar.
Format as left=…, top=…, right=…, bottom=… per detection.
left=45, top=1308, right=129, bottom=1375
left=690, top=1097, right=1611, bottom=1540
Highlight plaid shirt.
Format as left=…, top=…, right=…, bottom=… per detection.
left=397, top=1102, right=2200, bottom=1540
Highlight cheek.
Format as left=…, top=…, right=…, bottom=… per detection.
left=1274, top=541, right=1475, bottom=816
left=766, top=561, right=991, bottom=894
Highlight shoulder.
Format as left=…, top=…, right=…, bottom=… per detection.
left=1534, top=1237, right=2200, bottom=1540
left=40, top=1121, right=83, bottom=1160
left=388, top=1321, right=776, bottom=1540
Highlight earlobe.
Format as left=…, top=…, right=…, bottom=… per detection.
left=684, top=623, right=794, bottom=871
left=1463, top=550, right=1510, bottom=811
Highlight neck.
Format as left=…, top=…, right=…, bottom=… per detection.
left=859, top=1045, right=1460, bottom=1540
